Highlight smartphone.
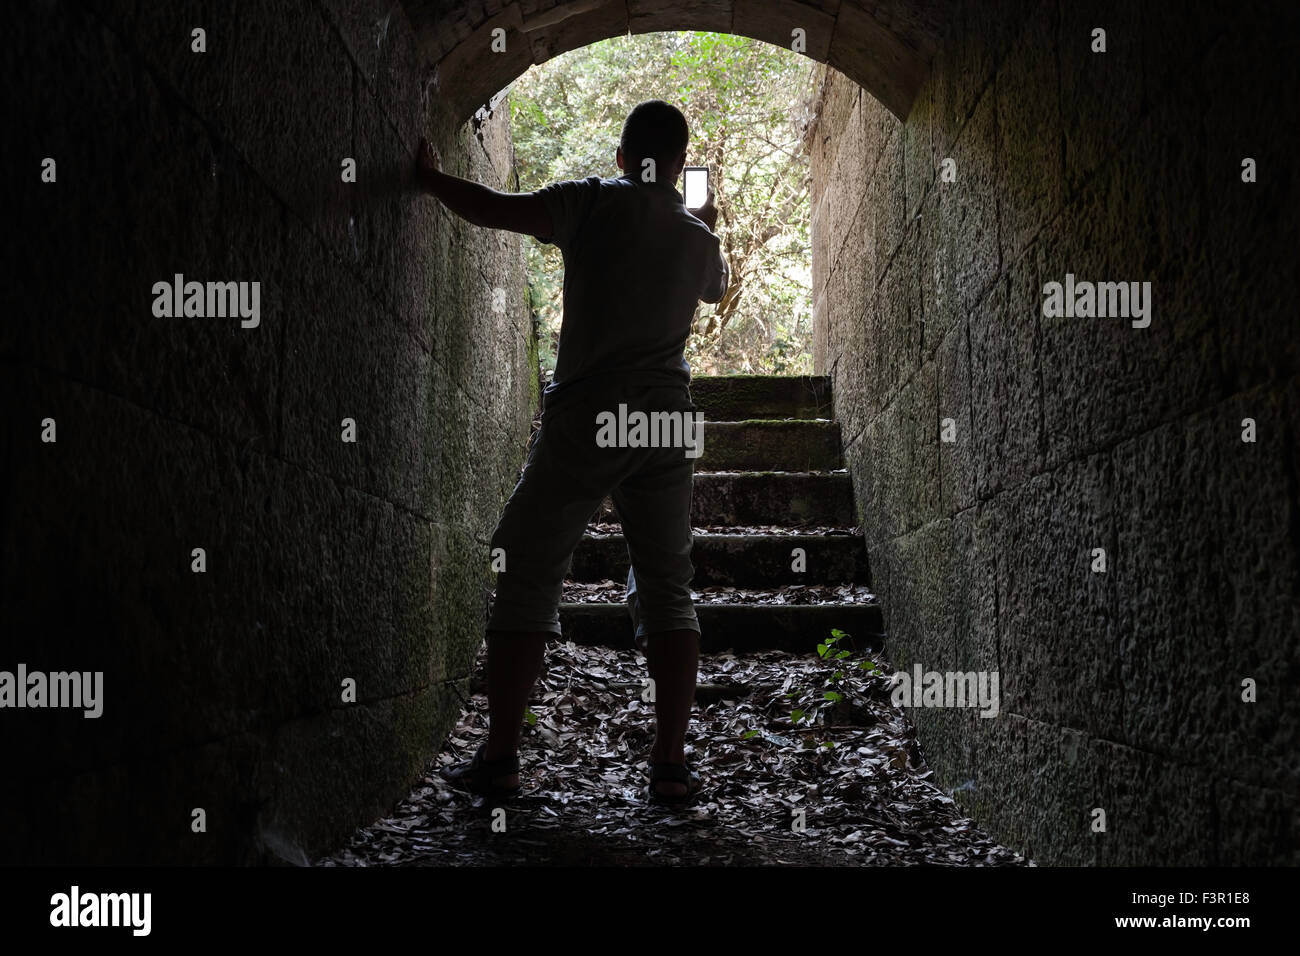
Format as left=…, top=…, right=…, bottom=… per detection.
left=683, top=166, right=709, bottom=210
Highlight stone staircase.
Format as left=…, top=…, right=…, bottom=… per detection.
left=557, top=375, right=884, bottom=653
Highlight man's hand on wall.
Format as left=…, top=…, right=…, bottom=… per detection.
left=417, top=137, right=443, bottom=190
left=413, top=135, right=552, bottom=238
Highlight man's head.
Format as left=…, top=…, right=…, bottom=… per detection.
left=616, top=100, right=689, bottom=187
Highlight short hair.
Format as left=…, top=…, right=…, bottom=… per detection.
left=620, top=100, right=689, bottom=167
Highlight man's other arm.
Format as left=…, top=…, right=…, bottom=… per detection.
left=417, top=138, right=554, bottom=240
left=692, top=180, right=727, bottom=303
left=701, top=245, right=729, bottom=304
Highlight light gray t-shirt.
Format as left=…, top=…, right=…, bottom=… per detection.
left=534, top=174, right=729, bottom=405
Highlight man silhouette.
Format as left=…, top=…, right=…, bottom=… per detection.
left=416, top=100, right=728, bottom=804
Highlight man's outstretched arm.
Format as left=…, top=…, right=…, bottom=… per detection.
left=417, top=138, right=553, bottom=240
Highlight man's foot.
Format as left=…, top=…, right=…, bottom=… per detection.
left=647, top=761, right=701, bottom=806
left=440, top=744, right=521, bottom=798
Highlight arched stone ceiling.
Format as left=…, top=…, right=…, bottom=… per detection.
left=402, top=0, right=949, bottom=123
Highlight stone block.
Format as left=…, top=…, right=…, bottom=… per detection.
left=902, top=71, right=934, bottom=219
left=1201, top=13, right=1300, bottom=388
left=869, top=125, right=906, bottom=287
left=433, top=7, right=534, bottom=122
left=941, top=85, right=999, bottom=322
left=626, top=0, right=732, bottom=34
left=733, top=0, right=835, bottom=63
left=992, top=454, right=1122, bottom=740
left=1033, top=169, right=1221, bottom=469
left=351, top=78, right=420, bottom=313
left=1113, top=385, right=1300, bottom=791
left=868, top=358, right=939, bottom=540
left=965, top=713, right=1099, bottom=865
left=1092, top=742, right=1216, bottom=865
left=810, top=194, right=830, bottom=304
left=937, top=318, right=975, bottom=513
left=871, top=238, right=920, bottom=413
left=279, top=219, right=440, bottom=515
left=934, top=0, right=1016, bottom=158
left=827, top=96, right=867, bottom=273
left=917, top=188, right=957, bottom=359
left=827, top=0, right=925, bottom=120
left=227, top=0, right=354, bottom=241
left=996, top=0, right=1063, bottom=269
left=969, top=273, right=1043, bottom=498
left=258, top=689, right=443, bottom=863
left=0, top=370, right=300, bottom=772
left=1216, top=780, right=1300, bottom=865
left=1, top=732, right=265, bottom=865
left=526, top=0, right=631, bottom=67
left=861, top=84, right=900, bottom=180
left=1059, top=0, right=1142, bottom=196
left=826, top=200, right=869, bottom=419
left=128, top=0, right=243, bottom=137
left=318, top=0, right=426, bottom=147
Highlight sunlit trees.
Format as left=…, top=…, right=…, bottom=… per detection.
left=509, top=31, right=817, bottom=376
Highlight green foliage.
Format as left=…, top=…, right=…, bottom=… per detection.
left=508, top=31, right=818, bottom=377
left=784, top=628, right=884, bottom=747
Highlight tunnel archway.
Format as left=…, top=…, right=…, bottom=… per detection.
left=7, top=0, right=1295, bottom=870
left=405, top=0, right=946, bottom=123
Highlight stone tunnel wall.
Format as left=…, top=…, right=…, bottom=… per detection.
left=810, top=0, right=1299, bottom=864
left=1, top=0, right=535, bottom=863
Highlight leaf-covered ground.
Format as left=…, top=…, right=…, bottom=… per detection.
left=319, top=641, right=1028, bottom=867
left=585, top=522, right=863, bottom=537
left=562, top=580, right=878, bottom=606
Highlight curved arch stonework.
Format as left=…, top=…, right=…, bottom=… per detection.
left=402, top=0, right=948, bottom=124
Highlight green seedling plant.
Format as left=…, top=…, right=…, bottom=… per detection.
left=782, top=628, right=882, bottom=748
left=740, top=628, right=886, bottom=746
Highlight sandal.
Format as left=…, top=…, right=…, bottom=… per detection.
left=647, top=761, right=702, bottom=807
left=439, top=743, right=521, bottom=800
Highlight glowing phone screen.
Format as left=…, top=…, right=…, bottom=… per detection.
left=683, top=166, right=708, bottom=210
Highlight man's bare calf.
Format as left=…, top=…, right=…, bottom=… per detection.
left=479, top=627, right=699, bottom=798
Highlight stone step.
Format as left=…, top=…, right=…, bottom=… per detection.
left=700, top=420, right=842, bottom=471
left=558, top=602, right=884, bottom=653
left=690, top=374, right=833, bottom=421
left=593, top=471, right=857, bottom=527
left=691, top=471, right=856, bottom=527
left=568, top=532, right=869, bottom=587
